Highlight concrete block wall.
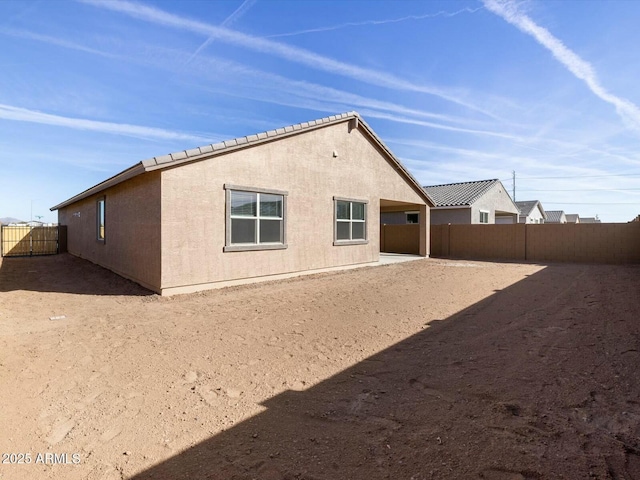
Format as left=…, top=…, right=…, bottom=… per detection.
left=431, top=223, right=640, bottom=264
left=449, top=224, right=525, bottom=260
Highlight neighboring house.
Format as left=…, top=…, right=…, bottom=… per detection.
left=5, top=220, right=45, bottom=226
left=565, top=214, right=580, bottom=224
left=581, top=217, right=601, bottom=224
left=545, top=210, right=567, bottom=224
left=422, top=179, right=519, bottom=225
left=0, top=217, right=23, bottom=224
left=515, top=200, right=547, bottom=224
left=380, top=210, right=420, bottom=225
left=50, top=112, right=433, bottom=295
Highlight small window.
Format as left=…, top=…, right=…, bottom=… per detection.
left=479, top=210, right=489, bottom=224
left=224, top=185, right=287, bottom=252
left=97, top=197, right=105, bottom=242
left=334, top=197, right=368, bottom=245
left=406, top=212, right=419, bottom=224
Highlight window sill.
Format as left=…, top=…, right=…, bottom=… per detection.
left=333, top=240, right=369, bottom=246
left=224, top=243, right=288, bottom=252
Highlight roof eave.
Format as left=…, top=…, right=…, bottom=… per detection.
left=50, top=162, right=145, bottom=211
left=51, top=112, right=434, bottom=211
left=432, top=204, right=472, bottom=209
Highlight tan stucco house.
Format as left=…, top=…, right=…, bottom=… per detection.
left=51, top=112, right=433, bottom=295
left=515, top=200, right=547, bottom=224
left=423, top=179, right=519, bottom=225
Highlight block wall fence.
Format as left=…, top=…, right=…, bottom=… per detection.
left=431, top=223, right=640, bottom=264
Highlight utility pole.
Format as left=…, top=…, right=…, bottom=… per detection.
left=512, top=170, right=516, bottom=201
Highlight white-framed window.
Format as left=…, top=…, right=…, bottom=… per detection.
left=224, top=185, right=287, bottom=252
left=334, top=197, right=368, bottom=245
left=406, top=211, right=419, bottom=224
left=96, top=196, right=105, bottom=242
left=479, top=210, right=489, bottom=224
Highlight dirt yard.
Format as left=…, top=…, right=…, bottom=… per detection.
left=0, top=254, right=639, bottom=480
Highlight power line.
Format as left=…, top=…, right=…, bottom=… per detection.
left=543, top=202, right=639, bottom=205
left=520, top=188, right=640, bottom=192
left=517, top=172, right=640, bottom=180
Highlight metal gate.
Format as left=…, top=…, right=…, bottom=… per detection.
left=1, top=225, right=59, bottom=257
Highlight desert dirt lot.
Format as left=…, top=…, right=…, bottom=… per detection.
left=0, top=254, right=639, bottom=480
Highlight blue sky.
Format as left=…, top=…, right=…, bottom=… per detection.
left=1, top=0, right=639, bottom=223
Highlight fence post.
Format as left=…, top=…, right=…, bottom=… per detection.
left=445, top=224, right=451, bottom=257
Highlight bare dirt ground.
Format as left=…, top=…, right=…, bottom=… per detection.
left=1, top=254, right=639, bottom=480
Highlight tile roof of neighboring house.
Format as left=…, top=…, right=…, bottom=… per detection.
left=515, top=200, right=544, bottom=215
left=516, top=200, right=548, bottom=221
left=565, top=214, right=580, bottom=223
left=423, top=179, right=502, bottom=207
left=51, top=112, right=433, bottom=211
left=581, top=217, right=601, bottom=223
left=546, top=210, right=566, bottom=223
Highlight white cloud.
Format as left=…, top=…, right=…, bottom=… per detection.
left=484, top=0, right=640, bottom=134
left=79, top=0, right=496, bottom=116
left=0, top=104, right=210, bottom=142
left=358, top=109, right=529, bottom=141
left=0, top=27, right=119, bottom=59
left=2, top=25, right=499, bottom=134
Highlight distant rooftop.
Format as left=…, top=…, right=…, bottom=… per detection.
left=515, top=200, right=545, bottom=218
left=546, top=210, right=566, bottom=223
left=423, top=179, right=501, bottom=207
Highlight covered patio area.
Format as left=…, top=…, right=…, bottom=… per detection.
left=379, top=199, right=429, bottom=256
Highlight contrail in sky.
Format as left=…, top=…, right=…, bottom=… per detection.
left=266, top=7, right=483, bottom=38
left=78, top=0, right=496, bottom=117
left=0, top=104, right=208, bottom=142
left=484, top=0, right=640, bottom=134
left=186, top=0, right=257, bottom=66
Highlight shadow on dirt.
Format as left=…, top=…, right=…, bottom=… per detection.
left=0, top=253, right=153, bottom=296
left=128, top=263, right=640, bottom=479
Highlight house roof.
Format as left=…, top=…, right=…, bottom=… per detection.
left=422, top=179, right=505, bottom=207
left=515, top=200, right=547, bottom=220
left=581, top=217, right=601, bottom=223
left=546, top=210, right=566, bottom=223
left=565, top=214, right=580, bottom=223
left=51, top=112, right=433, bottom=211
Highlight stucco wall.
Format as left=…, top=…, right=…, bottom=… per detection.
left=380, top=211, right=407, bottom=225
left=430, top=208, right=471, bottom=225
left=58, top=172, right=162, bottom=291
left=470, top=183, right=519, bottom=224
left=159, top=121, right=427, bottom=293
